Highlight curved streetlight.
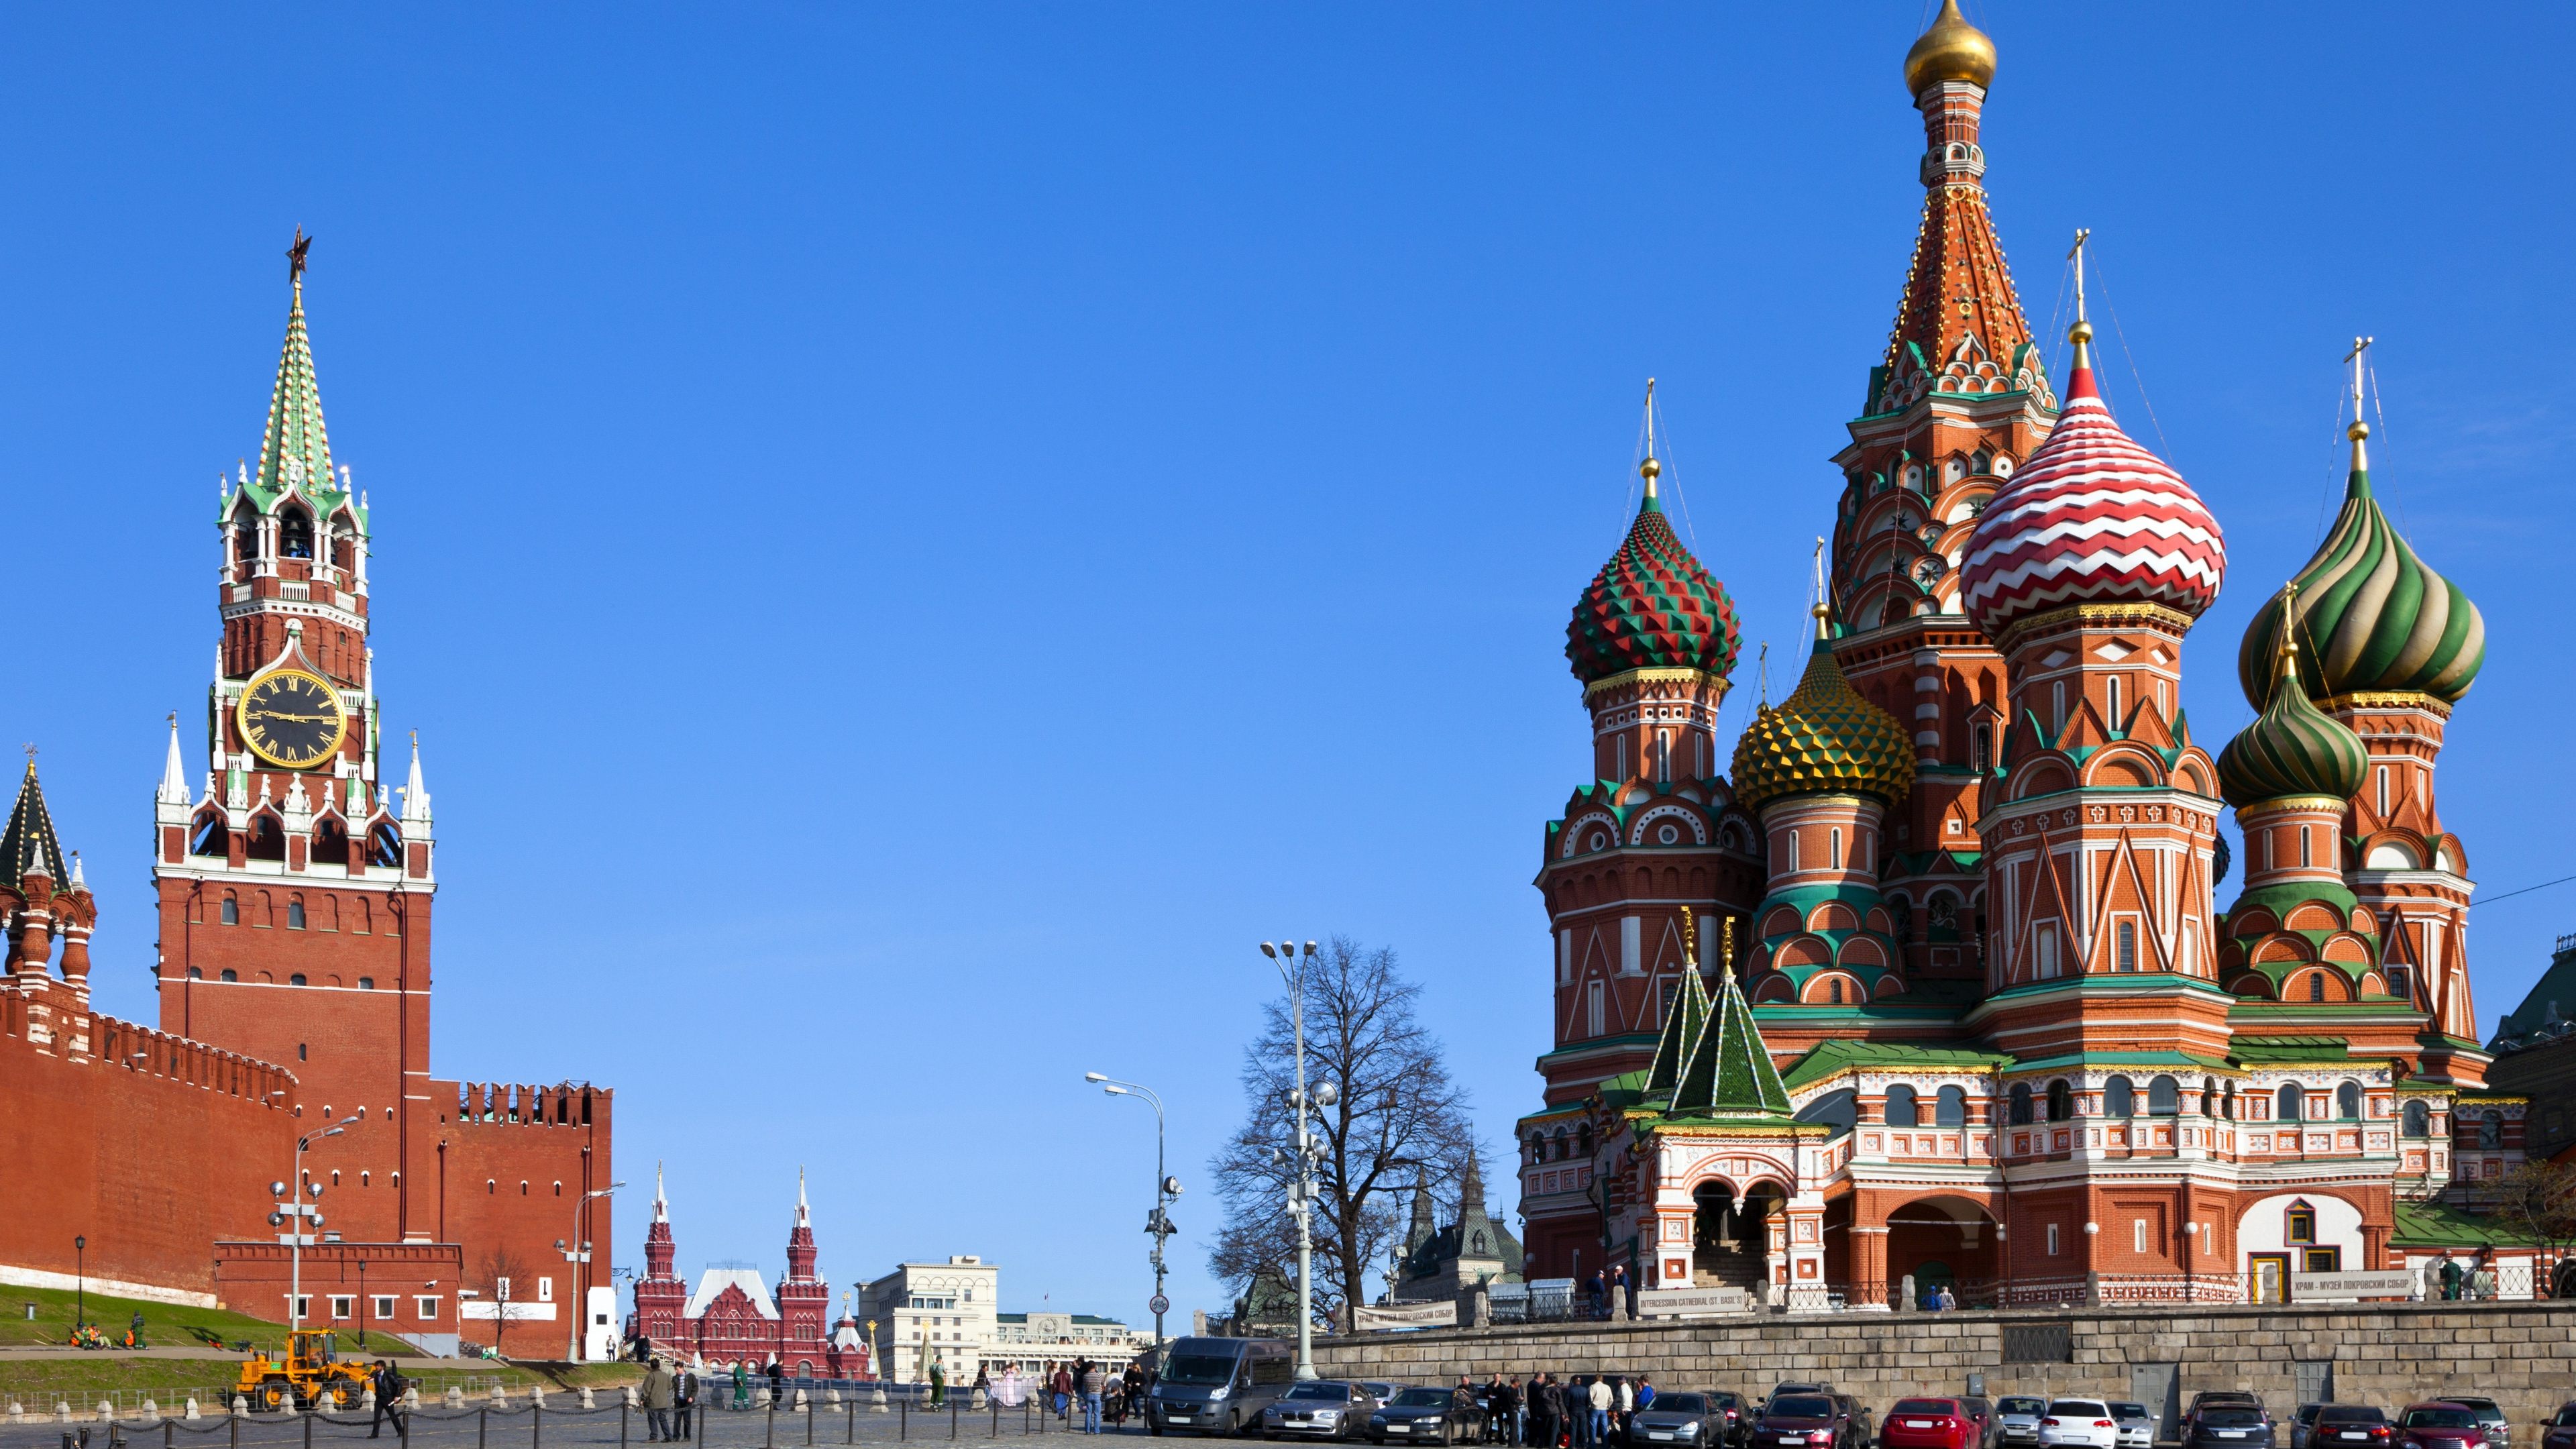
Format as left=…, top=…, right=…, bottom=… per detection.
left=1085, top=1074, right=1181, bottom=1352
left=1256, top=940, right=1322, bottom=1381
left=560, top=1181, right=625, bottom=1359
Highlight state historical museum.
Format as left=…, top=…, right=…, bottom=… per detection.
left=1515, top=3, right=2528, bottom=1307
left=0, top=244, right=614, bottom=1356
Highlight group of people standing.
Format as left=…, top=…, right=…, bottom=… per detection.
left=982, top=1358, right=1152, bottom=1433
left=1580, top=1267, right=1638, bottom=1322
left=1456, top=1373, right=1656, bottom=1447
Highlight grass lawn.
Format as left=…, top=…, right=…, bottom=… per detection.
left=0, top=1285, right=643, bottom=1407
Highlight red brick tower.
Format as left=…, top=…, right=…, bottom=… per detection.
left=1827, top=0, right=2058, bottom=989
left=778, top=1170, right=829, bottom=1346
left=153, top=241, right=436, bottom=1246
left=633, top=1165, right=688, bottom=1347
left=1521, top=405, right=1765, bottom=1276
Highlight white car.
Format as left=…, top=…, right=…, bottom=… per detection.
left=2040, top=1402, right=2121, bottom=1449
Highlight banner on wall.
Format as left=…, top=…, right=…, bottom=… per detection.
left=1354, top=1301, right=1460, bottom=1331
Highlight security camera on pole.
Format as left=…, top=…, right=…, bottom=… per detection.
left=269, top=1109, right=365, bottom=1331
left=1257, top=940, right=1331, bottom=1382
left=1083, top=1073, right=1181, bottom=1352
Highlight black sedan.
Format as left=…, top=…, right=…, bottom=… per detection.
left=2186, top=1409, right=2276, bottom=1449
left=1370, top=1388, right=1472, bottom=1446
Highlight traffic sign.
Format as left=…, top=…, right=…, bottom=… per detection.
left=1149, top=1294, right=1171, bottom=1316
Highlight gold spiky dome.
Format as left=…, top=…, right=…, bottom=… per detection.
left=1729, top=615, right=1918, bottom=814
left=1904, top=0, right=1997, bottom=96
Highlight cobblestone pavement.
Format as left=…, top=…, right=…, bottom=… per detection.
left=0, top=1405, right=1159, bottom=1449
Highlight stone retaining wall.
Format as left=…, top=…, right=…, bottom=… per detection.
left=1310, top=1301, right=2576, bottom=1425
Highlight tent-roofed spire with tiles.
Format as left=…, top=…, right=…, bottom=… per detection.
left=1670, top=949, right=1790, bottom=1119
left=1642, top=909, right=1716, bottom=1099
left=0, top=757, right=66, bottom=890
left=237, top=230, right=358, bottom=528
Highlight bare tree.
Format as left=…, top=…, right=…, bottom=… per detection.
left=1208, top=936, right=1481, bottom=1324
left=474, top=1247, right=534, bottom=1357
left=2496, top=1161, right=2576, bottom=1295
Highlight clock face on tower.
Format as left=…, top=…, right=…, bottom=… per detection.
left=237, top=669, right=349, bottom=770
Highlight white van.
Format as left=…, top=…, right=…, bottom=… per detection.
left=1149, top=1337, right=1295, bottom=1436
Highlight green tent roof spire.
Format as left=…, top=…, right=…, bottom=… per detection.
left=257, top=244, right=335, bottom=501
left=1670, top=920, right=1792, bottom=1118
left=1643, top=910, right=1715, bottom=1097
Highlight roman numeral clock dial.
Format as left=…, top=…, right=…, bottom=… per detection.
left=237, top=669, right=350, bottom=770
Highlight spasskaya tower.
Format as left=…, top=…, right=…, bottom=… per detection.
left=148, top=238, right=612, bottom=1354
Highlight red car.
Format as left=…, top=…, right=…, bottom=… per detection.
left=2400, top=1405, right=2490, bottom=1449
left=1886, top=1400, right=1984, bottom=1449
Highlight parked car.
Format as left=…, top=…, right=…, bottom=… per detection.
left=2439, top=1399, right=2510, bottom=1448
left=1150, top=1336, right=1296, bottom=1438
left=1884, top=1397, right=1984, bottom=1449
left=1957, top=1399, right=1998, bottom=1449
left=1705, top=1391, right=1754, bottom=1449
left=2186, top=1407, right=2275, bottom=1449
left=2040, top=1401, right=2121, bottom=1449
left=1356, top=1386, right=1402, bottom=1413
left=1756, top=1393, right=1867, bottom=1449
left=2400, top=1406, right=2491, bottom=1449
left=1999, top=1399, right=2053, bottom=1448
left=1771, top=1386, right=1840, bottom=1411
left=1367, top=1387, right=1466, bottom=1447
left=2301, top=1406, right=2393, bottom=1449
left=1839, top=1398, right=1877, bottom=1448
left=1264, top=1381, right=1373, bottom=1440
left=2109, top=1403, right=2154, bottom=1449
left=1631, top=1392, right=1721, bottom=1446
left=2538, top=1403, right=2576, bottom=1449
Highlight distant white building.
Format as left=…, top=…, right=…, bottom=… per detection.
left=853, top=1256, right=1155, bottom=1384
left=857, top=1256, right=1000, bottom=1386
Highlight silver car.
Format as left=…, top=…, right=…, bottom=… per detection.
left=2110, top=1404, right=2155, bottom=1449
left=1998, top=1398, right=2050, bottom=1448
left=1265, top=1381, right=1375, bottom=1440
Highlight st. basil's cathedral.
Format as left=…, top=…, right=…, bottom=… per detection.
left=1515, top=1, right=2519, bottom=1307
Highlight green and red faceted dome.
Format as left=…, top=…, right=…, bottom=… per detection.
left=1566, top=484, right=1741, bottom=686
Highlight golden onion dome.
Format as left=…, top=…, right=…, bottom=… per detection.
left=1904, top=0, right=1997, bottom=97
left=1729, top=616, right=1918, bottom=815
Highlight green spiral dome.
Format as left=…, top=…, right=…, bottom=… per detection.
left=2218, top=639, right=2371, bottom=809
left=1730, top=628, right=1917, bottom=814
left=2237, top=462, right=2485, bottom=707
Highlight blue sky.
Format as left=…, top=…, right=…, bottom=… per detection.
left=5, top=2, right=2571, bottom=1328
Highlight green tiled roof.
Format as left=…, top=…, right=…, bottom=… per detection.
left=1780, top=1039, right=2010, bottom=1091
left=2229, top=1035, right=2352, bottom=1063
left=2008, top=1050, right=2235, bottom=1074
left=2391, top=1201, right=2542, bottom=1249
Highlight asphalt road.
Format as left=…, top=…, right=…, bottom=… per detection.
left=0, top=1404, right=1152, bottom=1449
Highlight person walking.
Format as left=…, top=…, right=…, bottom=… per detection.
left=676, top=1362, right=700, bottom=1442
left=1082, top=1363, right=1106, bottom=1434
left=1053, top=1364, right=1075, bottom=1421
left=1587, top=1375, right=1613, bottom=1449
left=368, top=1360, right=408, bottom=1440
left=642, top=1359, right=678, bottom=1444
left=733, top=1360, right=751, bottom=1411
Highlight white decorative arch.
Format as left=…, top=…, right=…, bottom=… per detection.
left=1629, top=804, right=1709, bottom=847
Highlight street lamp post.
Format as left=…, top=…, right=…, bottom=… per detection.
left=272, top=1110, right=366, bottom=1334
left=1085, top=1074, right=1181, bottom=1352
left=559, top=1182, right=625, bottom=1360
left=74, top=1236, right=85, bottom=1337
left=358, top=1260, right=368, bottom=1347
left=1257, top=939, right=1328, bottom=1381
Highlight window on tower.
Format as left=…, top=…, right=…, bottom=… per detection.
left=280, top=507, right=314, bottom=559
left=316, top=818, right=347, bottom=867
left=288, top=899, right=306, bottom=930
left=247, top=815, right=286, bottom=863
left=192, top=812, right=231, bottom=859
left=368, top=822, right=403, bottom=869
left=220, top=893, right=239, bottom=926
left=233, top=519, right=260, bottom=568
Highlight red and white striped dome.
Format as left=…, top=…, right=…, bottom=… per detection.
left=1958, top=343, right=2224, bottom=637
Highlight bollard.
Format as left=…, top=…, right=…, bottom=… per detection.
left=580, top=1389, right=596, bottom=1410
left=231, top=1398, right=249, bottom=1418
left=848, top=1401, right=857, bottom=1444
left=796, top=1391, right=810, bottom=1411
left=230, top=1414, right=239, bottom=1449
left=808, top=1396, right=816, bottom=1446
left=620, top=1403, right=628, bottom=1449
left=185, top=1403, right=201, bottom=1424
left=305, top=1410, right=314, bottom=1449
left=101, top=1402, right=117, bottom=1424
left=480, top=1406, right=489, bottom=1449
left=362, top=1391, right=378, bottom=1414
left=166, top=1425, right=174, bottom=1448
left=951, top=1399, right=959, bottom=1441
left=8, top=1402, right=21, bottom=1424
left=533, top=1398, right=542, bottom=1449
left=991, top=1401, right=998, bottom=1440
left=142, top=1401, right=159, bottom=1422
left=451, top=1389, right=468, bottom=1409
left=873, top=1385, right=890, bottom=1415
left=531, top=1388, right=547, bottom=1409
left=900, top=1397, right=908, bottom=1442
left=57, top=1403, right=72, bottom=1424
